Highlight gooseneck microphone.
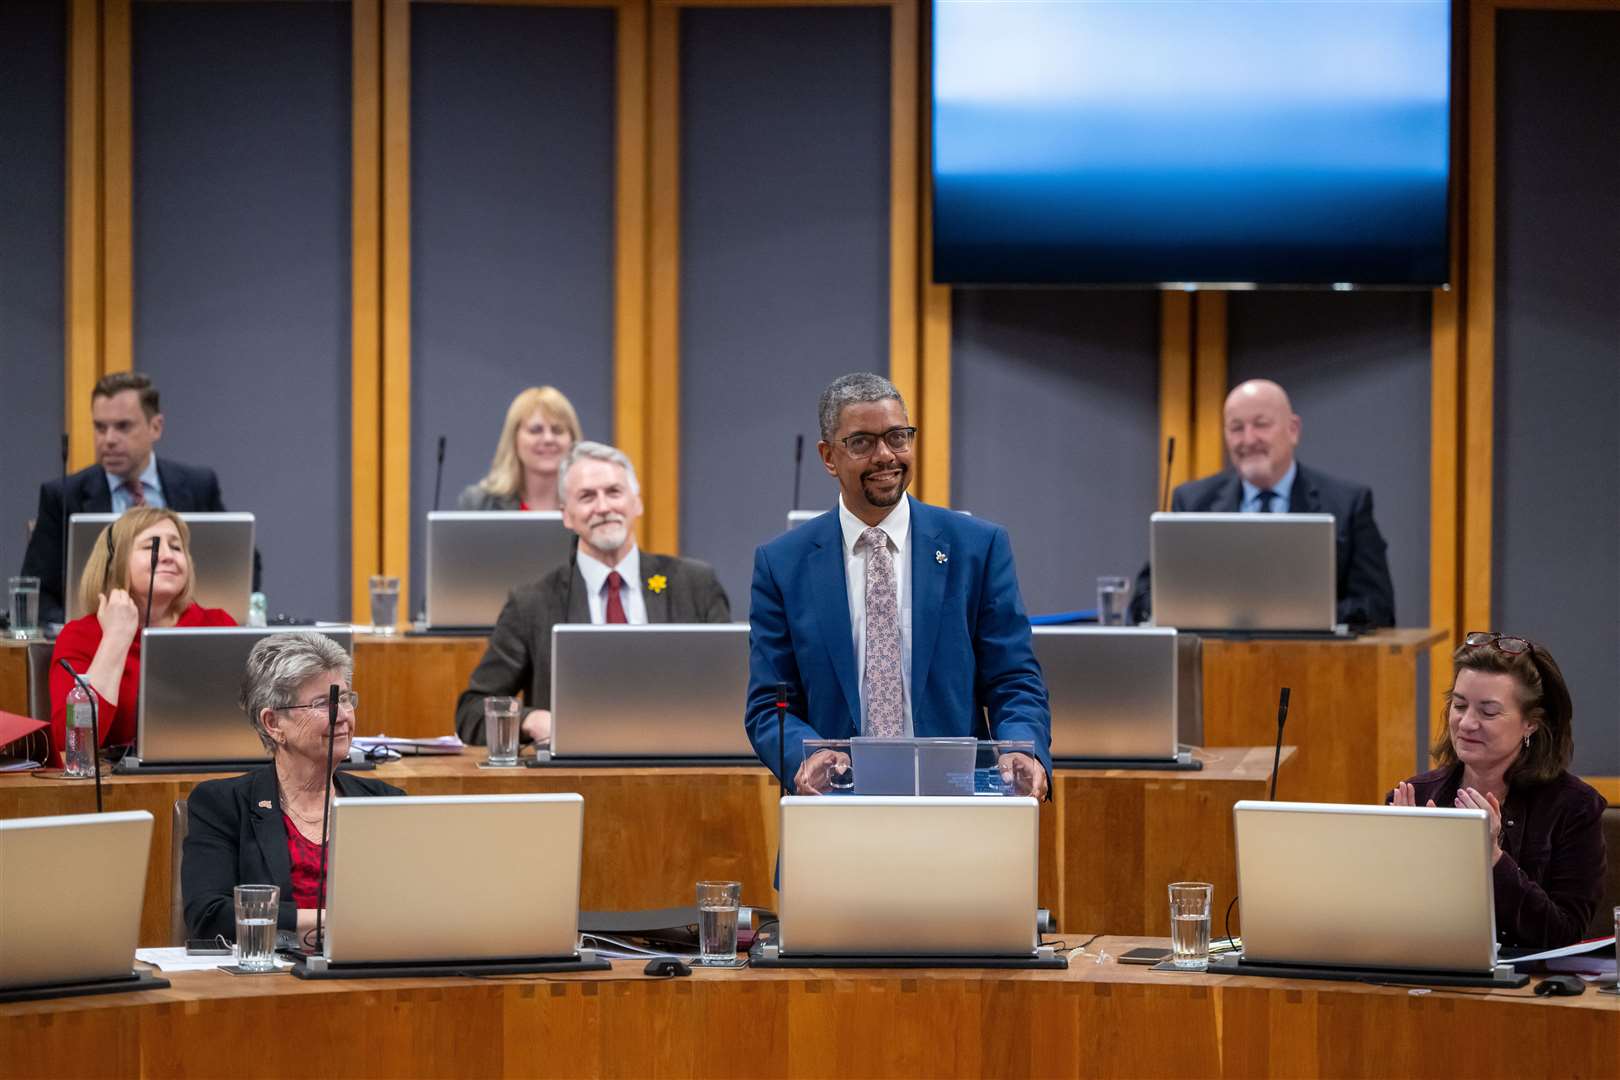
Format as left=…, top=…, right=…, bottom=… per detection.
left=57, top=659, right=104, bottom=813
left=314, top=683, right=339, bottom=953
left=1269, top=687, right=1291, bottom=801
left=1159, top=436, right=1176, bottom=513
left=791, top=436, right=804, bottom=512
left=431, top=435, right=447, bottom=513
left=142, top=536, right=159, bottom=629
left=775, top=682, right=789, bottom=798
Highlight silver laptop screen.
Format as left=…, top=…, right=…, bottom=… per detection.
left=68, top=512, right=255, bottom=622
left=425, top=511, right=574, bottom=629
left=1034, top=627, right=1179, bottom=760
left=1151, top=512, right=1336, bottom=631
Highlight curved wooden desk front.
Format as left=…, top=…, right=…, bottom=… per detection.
left=2, top=941, right=1613, bottom=1079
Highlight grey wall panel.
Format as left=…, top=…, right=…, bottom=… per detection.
left=1228, top=292, right=1432, bottom=773
left=678, top=7, right=891, bottom=617
left=950, top=291, right=1160, bottom=614
left=1494, top=11, right=1620, bottom=777
left=408, top=4, right=616, bottom=611
left=132, top=2, right=351, bottom=620
left=0, top=2, right=66, bottom=581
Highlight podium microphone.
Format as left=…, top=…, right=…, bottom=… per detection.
left=1159, top=436, right=1176, bottom=513
left=775, top=683, right=790, bottom=798
left=314, top=683, right=339, bottom=953
left=431, top=435, right=447, bottom=513
left=57, top=660, right=104, bottom=813
left=1269, top=687, right=1291, bottom=801
left=791, top=436, right=804, bottom=513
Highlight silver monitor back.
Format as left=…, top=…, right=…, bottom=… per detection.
left=1233, top=800, right=1498, bottom=974
left=136, top=626, right=353, bottom=765
left=550, top=624, right=753, bottom=758
left=425, top=511, right=575, bottom=629
left=0, top=811, right=153, bottom=990
left=786, top=509, right=823, bottom=530
left=778, top=796, right=1040, bottom=957
left=1033, top=627, right=1180, bottom=760
left=68, top=512, right=255, bottom=622
left=1150, top=512, right=1337, bottom=631
left=323, top=794, right=583, bottom=964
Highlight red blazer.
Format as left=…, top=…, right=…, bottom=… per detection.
left=48, top=603, right=237, bottom=761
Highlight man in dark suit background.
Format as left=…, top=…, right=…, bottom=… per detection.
left=744, top=373, right=1051, bottom=798
left=19, top=371, right=245, bottom=625
left=454, top=441, right=731, bottom=745
left=1131, top=378, right=1396, bottom=628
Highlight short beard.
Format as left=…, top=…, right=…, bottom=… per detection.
left=584, top=523, right=628, bottom=559
left=860, top=467, right=907, bottom=508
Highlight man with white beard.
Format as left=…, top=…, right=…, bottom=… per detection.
left=454, top=441, right=730, bottom=745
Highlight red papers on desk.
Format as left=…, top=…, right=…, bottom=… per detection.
left=0, top=709, right=49, bottom=768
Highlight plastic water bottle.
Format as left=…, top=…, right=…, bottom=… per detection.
left=63, top=679, right=96, bottom=777
left=248, top=592, right=268, bottom=628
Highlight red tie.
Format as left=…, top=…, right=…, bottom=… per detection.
left=604, top=571, right=628, bottom=624
left=127, top=479, right=146, bottom=506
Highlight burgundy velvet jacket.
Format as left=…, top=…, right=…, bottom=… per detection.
left=1400, top=764, right=1608, bottom=949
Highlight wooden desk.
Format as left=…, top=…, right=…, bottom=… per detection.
left=3, top=938, right=1613, bottom=1078
left=0, top=749, right=1289, bottom=948
left=1200, top=627, right=1446, bottom=806
left=351, top=632, right=486, bottom=739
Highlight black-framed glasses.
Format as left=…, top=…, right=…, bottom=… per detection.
left=837, top=426, right=917, bottom=458
left=1463, top=631, right=1531, bottom=656
left=271, top=691, right=360, bottom=713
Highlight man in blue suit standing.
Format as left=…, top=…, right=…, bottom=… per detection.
left=745, top=372, right=1051, bottom=797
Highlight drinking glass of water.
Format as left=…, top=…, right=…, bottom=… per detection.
left=369, top=575, right=400, bottom=635
left=234, top=884, right=280, bottom=971
left=1096, top=576, right=1131, bottom=626
left=484, top=697, right=522, bottom=767
left=8, top=576, right=40, bottom=640
left=1168, top=881, right=1213, bottom=969
left=696, top=880, right=742, bottom=965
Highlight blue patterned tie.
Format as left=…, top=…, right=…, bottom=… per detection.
left=859, top=527, right=904, bottom=738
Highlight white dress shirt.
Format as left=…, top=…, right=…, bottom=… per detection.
left=838, top=495, right=913, bottom=736
left=109, top=455, right=165, bottom=512
left=575, top=545, right=648, bottom=624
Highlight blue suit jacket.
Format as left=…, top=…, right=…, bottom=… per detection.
left=745, top=497, right=1051, bottom=787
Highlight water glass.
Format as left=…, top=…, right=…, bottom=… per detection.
left=1168, top=881, right=1213, bottom=970
left=234, top=884, right=280, bottom=971
left=368, top=575, right=400, bottom=634
left=484, top=697, right=521, bottom=766
left=696, top=880, right=742, bottom=965
left=1096, top=576, right=1131, bottom=626
left=8, top=576, right=40, bottom=639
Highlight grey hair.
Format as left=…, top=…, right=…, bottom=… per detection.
left=557, top=440, right=641, bottom=503
left=818, top=372, right=907, bottom=443
left=240, top=631, right=354, bottom=753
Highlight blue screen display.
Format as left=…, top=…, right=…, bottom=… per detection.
left=932, top=1, right=1452, bottom=286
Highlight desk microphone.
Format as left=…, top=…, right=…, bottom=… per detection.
left=57, top=659, right=104, bottom=813
left=1159, top=436, right=1176, bottom=513
left=142, top=536, right=159, bottom=628
left=431, top=435, right=447, bottom=513
left=313, top=683, right=339, bottom=954
left=1269, top=687, right=1291, bottom=801
left=775, top=682, right=789, bottom=798
left=791, top=436, right=804, bottom=512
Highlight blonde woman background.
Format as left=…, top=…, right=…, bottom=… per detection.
left=457, top=386, right=583, bottom=511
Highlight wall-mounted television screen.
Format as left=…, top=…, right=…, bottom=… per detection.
left=932, top=0, right=1452, bottom=287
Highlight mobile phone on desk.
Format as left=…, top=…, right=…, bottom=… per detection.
left=1117, top=947, right=1172, bottom=965
left=185, top=939, right=233, bottom=956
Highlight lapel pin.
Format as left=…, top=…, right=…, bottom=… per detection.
left=935, top=550, right=948, bottom=564
left=257, top=800, right=272, bottom=810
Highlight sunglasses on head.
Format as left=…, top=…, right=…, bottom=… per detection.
left=1463, top=631, right=1532, bottom=656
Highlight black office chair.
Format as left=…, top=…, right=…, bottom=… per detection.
left=1588, top=807, right=1620, bottom=939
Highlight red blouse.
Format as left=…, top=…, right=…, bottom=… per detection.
left=47, top=602, right=237, bottom=761
left=283, top=814, right=327, bottom=909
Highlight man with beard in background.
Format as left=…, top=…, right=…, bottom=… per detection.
left=454, top=441, right=730, bottom=746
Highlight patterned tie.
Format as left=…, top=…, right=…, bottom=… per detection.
left=859, top=526, right=904, bottom=738
left=126, top=478, right=146, bottom=507
left=1256, top=489, right=1278, bottom=513
left=603, top=571, right=628, bottom=624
